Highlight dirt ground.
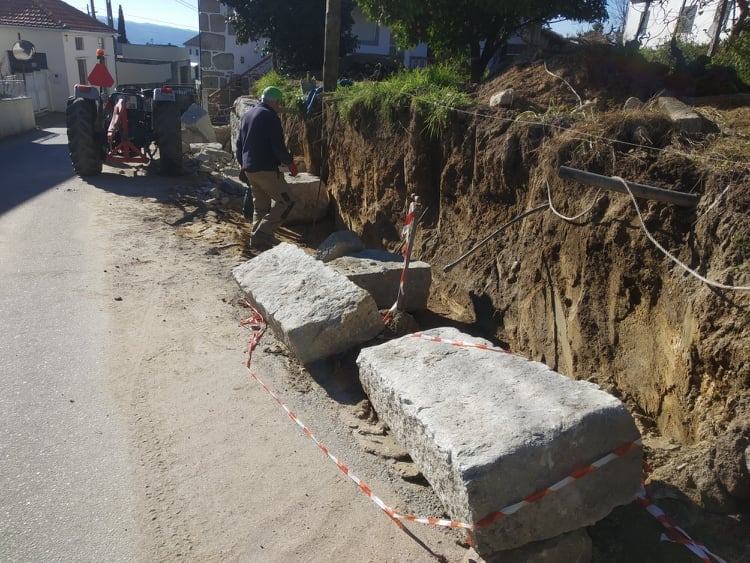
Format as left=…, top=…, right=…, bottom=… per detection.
left=95, top=164, right=474, bottom=562
left=163, top=39, right=750, bottom=560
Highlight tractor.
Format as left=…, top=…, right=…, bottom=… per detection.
left=66, top=49, right=184, bottom=176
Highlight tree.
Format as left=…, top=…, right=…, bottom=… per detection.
left=356, top=0, right=608, bottom=82
left=609, top=0, right=630, bottom=41
left=221, top=0, right=357, bottom=74
left=117, top=4, right=129, bottom=44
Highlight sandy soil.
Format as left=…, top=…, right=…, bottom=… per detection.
left=93, top=165, right=471, bottom=562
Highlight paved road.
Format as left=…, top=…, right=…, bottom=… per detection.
left=0, top=117, right=140, bottom=562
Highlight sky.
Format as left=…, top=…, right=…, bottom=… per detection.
left=60, top=0, right=612, bottom=36
left=62, top=0, right=200, bottom=30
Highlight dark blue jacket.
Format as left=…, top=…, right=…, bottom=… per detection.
left=235, top=102, right=292, bottom=172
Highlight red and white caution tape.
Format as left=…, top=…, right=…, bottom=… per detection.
left=239, top=302, right=642, bottom=533
left=240, top=303, right=724, bottom=562
left=638, top=484, right=727, bottom=562
left=383, top=196, right=420, bottom=324
left=409, top=331, right=522, bottom=357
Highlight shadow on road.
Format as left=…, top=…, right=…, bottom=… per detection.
left=0, top=114, right=75, bottom=216
left=0, top=112, right=195, bottom=217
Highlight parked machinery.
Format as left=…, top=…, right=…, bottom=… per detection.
left=65, top=48, right=185, bottom=176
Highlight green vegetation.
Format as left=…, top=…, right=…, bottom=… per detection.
left=334, top=65, right=473, bottom=138
left=220, top=0, right=356, bottom=75
left=640, top=39, right=709, bottom=70
left=714, top=32, right=750, bottom=86
left=356, top=0, right=608, bottom=82
left=250, top=71, right=305, bottom=112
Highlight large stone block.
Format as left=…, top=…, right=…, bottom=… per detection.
left=283, top=172, right=329, bottom=224
left=356, top=327, right=642, bottom=555
left=233, top=243, right=383, bottom=364
left=200, top=32, right=225, bottom=52
left=657, top=96, right=702, bottom=133
left=212, top=53, right=234, bottom=70
left=327, top=249, right=431, bottom=311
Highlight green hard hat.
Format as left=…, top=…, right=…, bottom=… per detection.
left=261, top=86, right=283, bottom=102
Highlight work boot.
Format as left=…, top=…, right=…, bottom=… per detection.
left=250, top=232, right=281, bottom=250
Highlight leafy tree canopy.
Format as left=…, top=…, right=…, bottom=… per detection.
left=356, top=0, right=608, bottom=81
left=221, top=0, right=357, bottom=75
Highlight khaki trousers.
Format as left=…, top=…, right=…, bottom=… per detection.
left=244, top=170, right=294, bottom=237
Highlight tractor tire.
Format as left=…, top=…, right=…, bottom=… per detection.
left=153, top=101, right=183, bottom=175
left=66, top=98, right=103, bottom=176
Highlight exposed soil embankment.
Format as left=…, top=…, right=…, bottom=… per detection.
left=288, top=41, right=750, bottom=519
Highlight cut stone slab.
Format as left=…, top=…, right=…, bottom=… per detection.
left=327, top=249, right=431, bottom=311
left=356, top=327, right=642, bottom=555
left=657, top=96, right=702, bottom=133
left=233, top=243, right=383, bottom=364
left=484, top=528, right=592, bottom=563
left=283, top=172, right=328, bottom=224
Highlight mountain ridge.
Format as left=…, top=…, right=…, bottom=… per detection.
left=98, top=17, right=197, bottom=47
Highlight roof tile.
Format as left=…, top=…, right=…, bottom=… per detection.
left=0, top=0, right=115, bottom=34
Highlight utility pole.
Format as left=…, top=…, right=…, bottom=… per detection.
left=322, top=0, right=341, bottom=92
left=90, top=0, right=96, bottom=20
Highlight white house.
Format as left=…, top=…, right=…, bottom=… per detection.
left=623, top=0, right=739, bottom=49
left=0, top=0, right=117, bottom=113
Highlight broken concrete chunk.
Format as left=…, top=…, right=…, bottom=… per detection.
left=328, top=249, right=431, bottom=311
left=356, top=327, right=642, bottom=555
left=233, top=243, right=383, bottom=364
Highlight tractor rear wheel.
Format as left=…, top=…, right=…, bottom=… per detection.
left=66, top=98, right=103, bottom=176
left=153, top=101, right=182, bottom=175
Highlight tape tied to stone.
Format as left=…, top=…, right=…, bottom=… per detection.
left=383, top=199, right=418, bottom=324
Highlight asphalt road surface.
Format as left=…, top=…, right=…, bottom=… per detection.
left=0, top=118, right=139, bottom=560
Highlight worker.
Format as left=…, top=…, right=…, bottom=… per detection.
left=236, top=85, right=298, bottom=250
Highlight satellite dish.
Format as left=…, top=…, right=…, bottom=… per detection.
left=12, top=40, right=35, bottom=61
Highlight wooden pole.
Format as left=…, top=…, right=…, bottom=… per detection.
left=323, top=0, right=341, bottom=92
left=558, top=166, right=700, bottom=207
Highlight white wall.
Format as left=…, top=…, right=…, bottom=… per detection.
left=624, top=0, right=735, bottom=48
left=115, top=61, right=173, bottom=85
left=0, top=97, right=35, bottom=138
left=60, top=31, right=117, bottom=109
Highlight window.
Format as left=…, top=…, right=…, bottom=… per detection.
left=240, top=56, right=244, bottom=64
left=77, top=58, right=88, bottom=84
left=75, top=36, right=84, bottom=50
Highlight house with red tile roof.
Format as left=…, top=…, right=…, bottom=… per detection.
left=0, top=0, right=116, bottom=112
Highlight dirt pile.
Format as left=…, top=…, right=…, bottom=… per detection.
left=280, top=40, right=750, bottom=556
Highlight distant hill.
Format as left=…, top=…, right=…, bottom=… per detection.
left=98, top=17, right=197, bottom=47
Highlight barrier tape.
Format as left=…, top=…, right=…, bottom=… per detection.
left=239, top=302, right=643, bottom=535
left=409, top=332, right=522, bottom=357
left=637, top=484, right=727, bottom=563
left=383, top=196, right=420, bottom=324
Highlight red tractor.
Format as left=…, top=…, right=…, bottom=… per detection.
left=66, top=49, right=183, bottom=176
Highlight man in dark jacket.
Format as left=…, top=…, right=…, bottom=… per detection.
left=236, top=86, right=298, bottom=250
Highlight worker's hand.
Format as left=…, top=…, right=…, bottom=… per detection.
left=288, top=162, right=299, bottom=177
